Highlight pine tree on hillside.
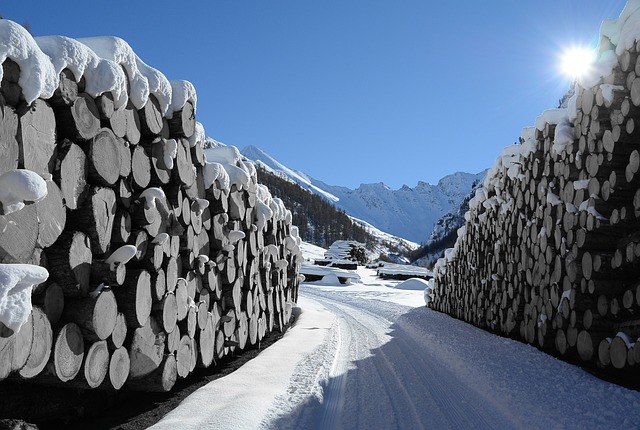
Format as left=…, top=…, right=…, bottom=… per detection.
left=255, top=166, right=375, bottom=248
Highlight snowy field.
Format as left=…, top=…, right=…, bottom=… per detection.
left=152, top=250, right=640, bottom=429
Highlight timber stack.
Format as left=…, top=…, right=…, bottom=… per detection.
left=430, top=3, right=640, bottom=373
left=0, top=21, right=302, bottom=392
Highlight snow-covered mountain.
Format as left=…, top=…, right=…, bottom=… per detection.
left=241, top=145, right=485, bottom=243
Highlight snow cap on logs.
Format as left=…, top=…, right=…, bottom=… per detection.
left=205, top=146, right=251, bottom=189
left=0, top=169, right=48, bottom=216
left=105, top=245, right=138, bottom=270
left=0, top=20, right=58, bottom=104
left=77, top=36, right=171, bottom=114
left=0, top=20, right=195, bottom=117
left=193, top=199, right=209, bottom=216
left=0, top=264, right=49, bottom=332
left=188, top=122, right=206, bottom=148
left=228, top=230, right=246, bottom=244
left=152, top=232, right=170, bottom=245
left=36, top=35, right=129, bottom=109
left=203, top=161, right=230, bottom=191
left=163, top=139, right=179, bottom=170
left=137, top=187, right=166, bottom=210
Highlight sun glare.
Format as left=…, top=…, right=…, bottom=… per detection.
left=560, top=47, right=595, bottom=79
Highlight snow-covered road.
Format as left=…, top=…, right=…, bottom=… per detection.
left=153, top=267, right=640, bottom=430
left=293, top=287, right=514, bottom=430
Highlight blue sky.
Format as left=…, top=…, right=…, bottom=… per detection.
left=2, top=1, right=629, bottom=189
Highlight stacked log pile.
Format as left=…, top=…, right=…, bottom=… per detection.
left=430, top=6, right=640, bottom=372
left=0, top=21, right=302, bottom=392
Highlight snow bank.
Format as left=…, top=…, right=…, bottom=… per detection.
left=0, top=19, right=195, bottom=116
left=151, top=297, right=335, bottom=430
left=393, top=277, right=431, bottom=291
left=0, top=264, right=49, bottom=331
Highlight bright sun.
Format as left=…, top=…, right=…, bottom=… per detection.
left=560, top=47, right=595, bottom=79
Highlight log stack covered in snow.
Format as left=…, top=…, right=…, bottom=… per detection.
left=430, top=2, right=640, bottom=372
left=0, top=20, right=302, bottom=392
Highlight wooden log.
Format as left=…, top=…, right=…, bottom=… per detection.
left=52, top=323, right=85, bottom=382
left=7, top=310, right=34, bottom=375
left=54, top=92, right=100, bottom=141
left=173, top=138, right=195, bottom=187
left=1, top=59, right=23, bottom=106
left=78, top=340, right=110, bottom=388
left=16, top=307, right=53, bottom=379
left=139, top=94, right=163, bottom=136
left=125, top=353, right=176, bottom=392
left=103, top=346, right=130, bottom=390
left=63, top=288, right=118, bottom=341
left=0, top=101, right=20, bottom=175
left=197, top=311, right=215, bottom=368
left=168, top=101, right=196, bottom=138
left=108, top=104, right=128, bottom=138
left=33, top=179, right=66, bottom=248
left=85, top=128, right=121, bottom=186
left=166, top=325, right=180, bottom=354
left=124, top=101, right=141, bottom=145
left=49, top=68, right=79, bottom=107
left=127, top=316, right=165, bottom=379
left=175, top=278, right=189, bottom=321
left=66, top=186, right=116, bottom=255
left=176, top=335, right=192, bottom=378
left=54, top=140, right=88, bottom=210
left=149, top=138, right=172, bottom=186
left=111, top=210, right=132, bottom=246
left=0, top=203, right=39, bottom=263
left=45, top=231, right=92, bottom=296
left=32, top=282, right=64, bottom=324
left=114, top=269, right=152, bottom=328
left=18, top=98, right=56, bottom=175
left=117, top=137, right=132, bottom=178
left=96, top=92, right=115, bottom=121
left=153, top=292, right=178, bottom=334
left=130, top=145, right=151, bottom=190
left=109, top=312, right=127, bottom=350
left=90, top=259, right=126, bottom=286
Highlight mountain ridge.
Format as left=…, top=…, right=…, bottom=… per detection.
left=241, top=144, right=486, bottom=243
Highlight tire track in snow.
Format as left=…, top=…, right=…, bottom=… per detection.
left=318, top=311, right=349, bottom=430
left=302, top=288, right=515, bottom=429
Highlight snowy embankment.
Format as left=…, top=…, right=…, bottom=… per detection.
left=153, top=262, right=640, bottom=429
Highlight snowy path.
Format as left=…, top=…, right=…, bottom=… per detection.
left=153, top=267, right=640, bottom=429
left=295, top=289, right=515, bottom=430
